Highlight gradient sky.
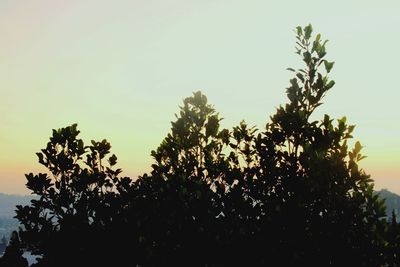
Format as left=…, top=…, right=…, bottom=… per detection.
left=0, top=0, right=399, bottom=195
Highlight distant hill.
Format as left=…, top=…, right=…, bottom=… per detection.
left=376, top=189, right=400, bottom=218
left=0, top=193, right=33, bottom=217
left=0, top=190, right=399, bottom=227
left=0, top=193, right=34, bottom=243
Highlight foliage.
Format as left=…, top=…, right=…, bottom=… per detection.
left=245, top=24, right=387, bottom=266
left=3, top=24, right=395, bottom=266
left=0, top=231, right=28, bottom=267
left=14, top=124, right=124, bottom=266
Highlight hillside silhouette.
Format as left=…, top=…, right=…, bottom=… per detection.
left=0, top=194, right=32, bottom=218
left=377, top=189, right=400, bottom=218
left=1, top=25, right=400, bottom=267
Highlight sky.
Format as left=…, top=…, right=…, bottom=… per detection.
left=0, top=0, right=399, bottom=195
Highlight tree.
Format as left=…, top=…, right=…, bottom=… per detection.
left=241, top=24, right=387, bottom=266
left=134, top=91, right=229, bottom=265
left=141, top=25, right=387, bottom=266
left=14, top=124, right=125, bottom=266
left=13, top=24, right=389, bottom=266
left=151, top=91, right=230, bottom=185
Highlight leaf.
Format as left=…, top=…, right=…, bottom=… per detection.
left=324, top=114, right=330, bottom=125
left=296, top=73, right=304, bottom=82
left=358, top=155, right=367, bottom=161
left=286, top=87, right=297, bottom=102
left=324, top=60, right=335, bottom=73
left=339, top=116, right=347, bottom=124
left=77, top=139, right=84, bottom=153
left=206, top=115, right=219, bottom=138
left=348, top=125, right=355, bottom=134
left=325, top=80, right=335, bottom=90
left=303, top=51, right=311, bottom=64
left=355, top=141, right=363, bottom=154
left=317, top=45, right=326, bottom=58
left=315, top=33, right=321, bottom=42
left=304, top=24, right=313, bottom=40
left=109, top=154, right=117, bottom=166
left=36, top=152, right=45, bottom=165
left=296, top=26, right=303, bottom=36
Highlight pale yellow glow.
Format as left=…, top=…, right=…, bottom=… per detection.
left=0, top=0, right=399, bottom=194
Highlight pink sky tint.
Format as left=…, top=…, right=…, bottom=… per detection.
left=0, top=1, right=77, bottom=55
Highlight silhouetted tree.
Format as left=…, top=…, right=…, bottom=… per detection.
left=13, top=25, right=390, bottom=267
left=242, top=24, right=387, bottom=266
left=15, top=124, right=125, bottom=266
left=135, top=25, right=388, bottom=266
left=121, top=91, right=229, bottom=265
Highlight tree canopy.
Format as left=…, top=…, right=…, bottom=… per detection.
left=2, top=24, right=398, bottom=267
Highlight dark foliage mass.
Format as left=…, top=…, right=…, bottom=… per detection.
left=2, top=25, right=400, bottom=266
left=0, top=231, right=28, bottom=267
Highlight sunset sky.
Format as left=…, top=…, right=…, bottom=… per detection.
left=0, top=0, right=399, bottom=195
